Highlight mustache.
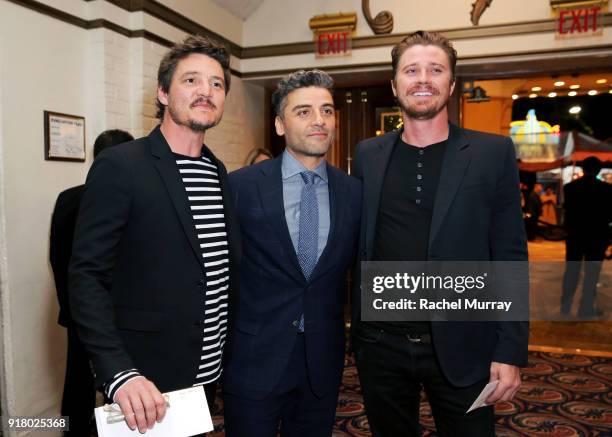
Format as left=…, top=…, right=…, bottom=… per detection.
left=408, top=84, right=439, bottom=94
left=190, top=97, right=216, bottom=109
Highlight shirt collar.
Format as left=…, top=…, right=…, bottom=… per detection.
left=281, top=149, right=328, bottom=183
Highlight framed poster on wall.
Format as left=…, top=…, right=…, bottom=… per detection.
left=44, top=111, right=86, bottom=162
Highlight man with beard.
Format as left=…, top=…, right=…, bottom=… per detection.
left=69, top=35, right=240, bottom=434
left=222, top=70, right=361, bottom=436
left=352, top=31, right=528, bottom=436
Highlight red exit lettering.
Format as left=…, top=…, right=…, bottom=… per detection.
left=558, top=7, right=601, bottom=34
left=317, top=31, right=351, bottom=56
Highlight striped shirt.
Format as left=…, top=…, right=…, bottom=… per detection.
left=176, top=153, right=229, bottom=386
left=105, top=151, right=229, bottom=401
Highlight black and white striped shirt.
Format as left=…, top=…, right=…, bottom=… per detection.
left=105, top=151, right=230, bottom=400
left=176, top=152, right=229, bottom=387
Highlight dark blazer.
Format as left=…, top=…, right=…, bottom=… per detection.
left=353, top=124, right=529, bottom=387
left=223, top=156, right=361, bottom=399
left=50, top=184, right=84, bottom=327
left=69, top=126, right=240, bottom=391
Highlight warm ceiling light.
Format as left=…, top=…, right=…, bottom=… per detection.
left=529, top=93, right=537, bottom=98
left=512, top=94, right=519, bottom=100
left=548, top=92, right=557, bottom=97
left=596, top=78, right=607, bottom=84
left=609, top=89, right=612, bottom=94
left=531, top=86, right=542, bottom=91
left=588, top=90, right=597, bottom=96
left=568, top=91, right=577, bottom=96
left=569, top=106, right=581, bottom=114
left=554, top=81, right=565, bottom=87
left=569, top=84, right=580, bottom=89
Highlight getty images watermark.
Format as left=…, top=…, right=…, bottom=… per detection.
left=362, top=261, right=611, bottom=322
left=361, top=261, right=529, bottom=322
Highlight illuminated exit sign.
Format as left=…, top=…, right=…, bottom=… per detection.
left=557, top=6, right=603, bottom=35
left=315, top=31, right=352, bottom=57
left=309, top=12, right=357, bottom=58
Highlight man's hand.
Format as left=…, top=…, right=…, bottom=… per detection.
left=114, top=377, right=167, bottom=433
left=485, top=362, right=521, bottom=404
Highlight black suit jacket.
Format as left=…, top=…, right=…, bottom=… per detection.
left=69, top=126, right=240, bottom=391
left=223, top=156, right=361, bottom=399
left=50, top=185, right=84, bottom=327
left=353, top=124, right=529, bottom=387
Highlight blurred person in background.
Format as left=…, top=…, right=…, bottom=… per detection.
left=540, top=186, right=558, bottom=225
left=561, top=156, right=612, bottom=317
left=525, top=182, right=542, bottom=241
left=245, top=147, right=273, bottom=165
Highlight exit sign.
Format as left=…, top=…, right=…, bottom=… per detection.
left=315, top=30, right=352, bottom=57
left=557, top=7, right=603, bottom=36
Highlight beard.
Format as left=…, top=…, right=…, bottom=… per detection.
left=397, top=85, right=451, bottom=121
left=187, top=119, right=217, bottom=132
left=291, top=129, right=334, bottom=157
left=167, top=99, right=221, bottom=133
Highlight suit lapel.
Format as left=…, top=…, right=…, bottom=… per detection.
left=364, top=131, right=399, bottom=259
left=429, top=124, right=471, bottom=248
left=258, top=157, right=304, bottom=282
left=149, top=127, right=206, bottom=271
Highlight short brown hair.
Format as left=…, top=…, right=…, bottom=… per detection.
left=391, top=30, right=457, bottom=83
left=156, top=34, right=231, bottom=119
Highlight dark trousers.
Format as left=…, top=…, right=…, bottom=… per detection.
left=62, top=326, right=96, bottom=436
left=354, top=323, right=494, bottom=437
left=561, top=236, right=607, bottom=316
left=223, top=335, right=339, bottom=437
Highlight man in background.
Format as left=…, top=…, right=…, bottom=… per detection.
left=562, top=156, right=612, bottom=317
left=50, top=128, right=133, bottom=436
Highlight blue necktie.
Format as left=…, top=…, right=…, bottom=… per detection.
left=297, top=171, right=318, bottom=332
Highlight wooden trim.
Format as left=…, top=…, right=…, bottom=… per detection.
left=5, top=0, right=90, bottom=29
left=130, top=29, right=173, bottom=47
left=240, top=62, right=391, bottom=80
left=5, top=0, right=243, bottom=77
left=458, top=44, right=612, bottom=61
left=240, top=45, right=612, bottom=80
left=88, top=18, right=131, bottom=37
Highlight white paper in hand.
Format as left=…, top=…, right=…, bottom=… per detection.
left=466, top=380, right=499, bottom=413
left=95, top=386, right=213, bottom=437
